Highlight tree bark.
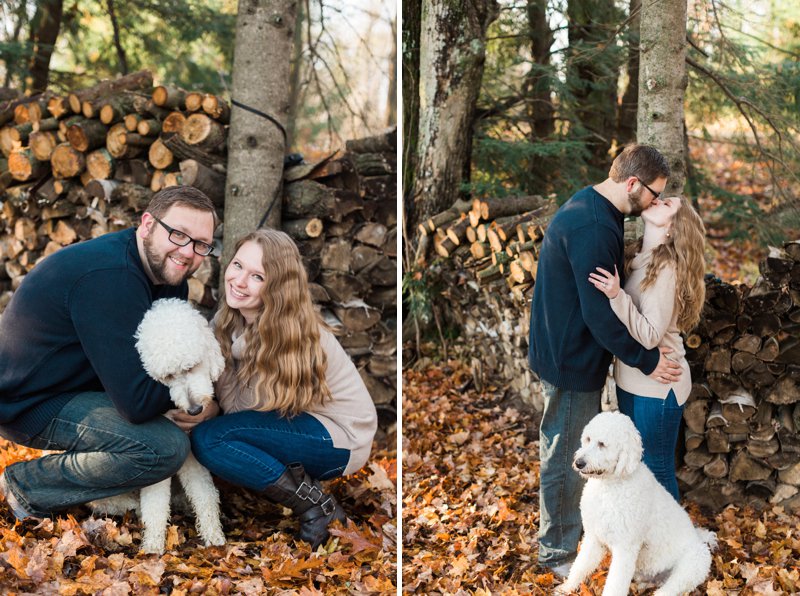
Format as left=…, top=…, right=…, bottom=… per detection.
left=411, top=0, right=498, bottom=232
left=27, top=0, right=64, bottom=94
left=105, top=0, right=128, bottom=75
left=566, top=0, right=621, bottom=170
left=637, top=0, right=687, bottom=195
left=285, top=0, right=304, bottom=149
left=617, top=0, right=641, bottom=145
left=401, top=0, right=421, bottom=235
left=223, top=0, right=296, bottom=266
left=524, top=0, right=555, bottom=194
left=386, top=14, right=397, bottom=128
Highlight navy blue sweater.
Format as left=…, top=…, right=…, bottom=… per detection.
left=528, top=186, right=660, bottom=391
left=0, top=228, right=184, bottom=443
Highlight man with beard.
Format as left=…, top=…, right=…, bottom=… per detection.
left=528, top=145, right=684, bottom=577
left=0, top=186, right=218, bottom=520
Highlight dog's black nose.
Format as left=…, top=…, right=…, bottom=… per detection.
left=187, top=405, right=203, bottom=416
left=574, top=459, right=586, bottom=470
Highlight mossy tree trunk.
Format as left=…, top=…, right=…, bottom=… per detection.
left=410, top=0, right=499, bottom=234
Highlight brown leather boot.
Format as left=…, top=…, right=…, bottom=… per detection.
left=262, top=463, right=347, bottom=549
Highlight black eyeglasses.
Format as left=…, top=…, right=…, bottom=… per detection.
left=152, top=216, right=214, bottom=256
left=638, top=178, right=662, bottom=200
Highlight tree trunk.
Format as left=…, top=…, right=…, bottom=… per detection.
left=617, top=0, right=641, bottom=145
left=411, top=0, right=498, bottom=233
left=286, top=2, right=306, bottom=149
left=223, top=0, right=295, bottom=266
left=637, top=0, right=687, bottom=195
left=402, top=0, right=421, bottom=237
left=524, top=0, right=555, bottom=193
left=27, top=0, right=64, bottom=94
left=385, top=17, right=398, bottom=129
left=566, top=0, right=621, bottom=171
left=105, top=0, right=128, bottom=75
left=285, top=0, right=304, bottom=149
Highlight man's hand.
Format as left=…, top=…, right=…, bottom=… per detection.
left=165, top=400, right=220, bottom=432
left=649, top=347, right=682, bottom=384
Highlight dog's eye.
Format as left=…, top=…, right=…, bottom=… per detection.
left=598, top=441, right=606, bottom=448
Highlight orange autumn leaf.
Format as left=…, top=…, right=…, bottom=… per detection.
left=329, top=522, right=382, bottom=554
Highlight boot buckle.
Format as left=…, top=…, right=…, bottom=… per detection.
left=320, top=497, right=335, bottom=516
left=296, top=481, right=323, bottom=504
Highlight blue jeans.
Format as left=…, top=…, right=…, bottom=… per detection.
left=616, top=387, right=683, bottom=500
left=1, top=392, right=190, bottom=517
left=538, top=380, right=601, bottom=567
left=191, top=410, right=351, bottom=490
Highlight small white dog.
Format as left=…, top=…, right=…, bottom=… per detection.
left=556, top=411, right=716, bottom=596
left=90, top=298, right=226, bottom=554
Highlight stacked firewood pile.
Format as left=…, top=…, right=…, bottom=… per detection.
left=677, top=241, right=800, bottom=510
left=416, top=195, right=556, bottom=409
left=0, top=71, right=396, bottom=423
left=423, top=193, right=800, bottom=508
left=298, top=131, right=398, bottom=423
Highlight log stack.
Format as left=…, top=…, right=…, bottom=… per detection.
left=677, top=241, right=800, bottom=511
left=0, top=72, right=397, bottom=426
left=283, top=130, right=398, bottom=425
left=414, top=195, right=557, bottom=409
left=420, top=193, right=800, bottom=509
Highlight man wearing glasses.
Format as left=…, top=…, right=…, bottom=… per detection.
left=528, top=145, right=684, bottom=578
left=0, top=185, right=218, bottom=521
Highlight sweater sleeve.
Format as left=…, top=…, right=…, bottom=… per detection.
left=68, top=269, right=173, bottom=423
left=569, top=225, right=660, bottom=375
left=609, top=265, right=676, bottom=350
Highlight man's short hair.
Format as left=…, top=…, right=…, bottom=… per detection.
left=609, top=144, right=670, bottom=184
left=145, top=185, right=217, bottom=222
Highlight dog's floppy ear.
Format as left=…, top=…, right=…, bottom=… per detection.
left=613, top=413, right=643, bottom=476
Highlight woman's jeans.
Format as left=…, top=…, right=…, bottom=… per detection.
left=191, top=410, right=351, bottom=490
left=1, top=392, right=190, bottom=518
left=538, top=380, right=601, bottom=567
left=616, top=386, right=683, bottom=500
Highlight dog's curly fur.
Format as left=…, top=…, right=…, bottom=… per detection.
left=556, top=411, right=717, bottom=596
left=90, top=299, right=226, bottom=554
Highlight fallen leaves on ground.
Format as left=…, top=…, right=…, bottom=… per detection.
left=0, top=431, right=396, bottom=594
left=402, top=362, right=800, bottom=594
left=690, top=138, right=800, bottom=285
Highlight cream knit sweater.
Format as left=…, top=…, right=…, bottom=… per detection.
left=212, top=320, right=377, bottom=475
left=609, top=249, right=692, bottom=405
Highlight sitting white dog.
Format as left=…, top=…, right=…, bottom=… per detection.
left=556, top=411, right=716, bottom=596
left=90, top=298, right=226, bottom=554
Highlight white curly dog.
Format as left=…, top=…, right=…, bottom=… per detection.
left=90, top=298, right=226, bottom=554
left=556, top=411, right=716, bottom=596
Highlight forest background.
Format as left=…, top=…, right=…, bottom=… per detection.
left=403, top=0, right=800, bottom=593
left=0, top=0, right=398, bottom=593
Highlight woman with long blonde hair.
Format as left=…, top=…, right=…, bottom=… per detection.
left=191, top=229, right=377, bottom=548
left=589, top=195, right=706, bottom=499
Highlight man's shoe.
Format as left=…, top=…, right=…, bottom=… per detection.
left=551, top=560, right=573, bottom=580
left=0, top=472, right=38, bottom=521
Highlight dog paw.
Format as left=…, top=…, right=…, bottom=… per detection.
left=203, top=531, right=226, bottom=547
left=554, top=582, right=578, bottom=595
left=139, top=540, right=165, bottom=555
